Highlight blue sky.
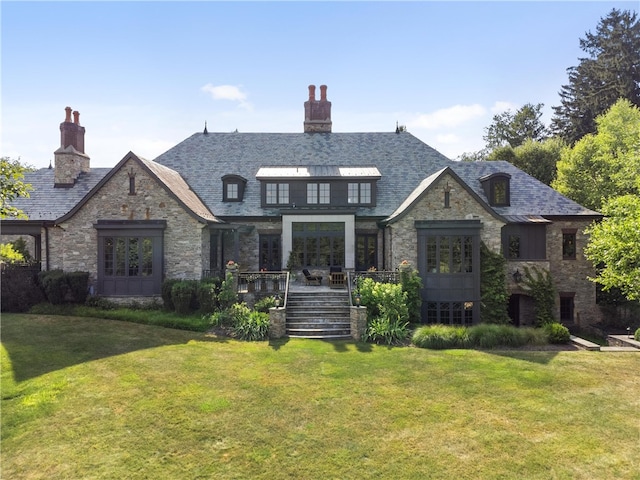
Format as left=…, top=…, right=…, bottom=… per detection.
left=2, top=1, right=637, bottom=169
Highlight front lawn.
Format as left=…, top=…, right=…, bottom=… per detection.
left=2, top=314, right=638, bottom=479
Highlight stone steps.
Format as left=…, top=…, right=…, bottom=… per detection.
left=285, top=291, right=351, bottom=339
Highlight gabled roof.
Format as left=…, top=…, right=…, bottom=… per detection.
left=382, top=167, right=505, bottom=225
left=450, top=161, right=601, bottom=218
left=5, top=167, right=111, bottom=221
left=56, top=152, right=220, bottom=224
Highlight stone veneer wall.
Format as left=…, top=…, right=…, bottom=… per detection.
left=53, top=158, right=207, bottom=290
left=386, top=173, right=506, bottom=267
left=546, top=219, right=600, bottom=326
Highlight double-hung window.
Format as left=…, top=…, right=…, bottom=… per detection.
left=348, top=182, right=372, bottom=204
left=266, top=183, right=289, bottom=205
left=307, top=183, right=330, bottom=204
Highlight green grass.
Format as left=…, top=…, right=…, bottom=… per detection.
left=2, top=314, right=639, bottom=479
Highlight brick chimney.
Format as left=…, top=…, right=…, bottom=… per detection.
left=304, top=84, right=332, bottom=133
left=54, top=106, right=90, bottom=187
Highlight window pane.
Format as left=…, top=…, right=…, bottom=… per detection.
left=319, top=183, right=330, bottom=204
left=348, top=183, right=358, bottom=203
left=307, top=183, right=317, bottom=204
left=104, top=237, right=114, bottom=276
left=115, top=238, right=126, bottom=276
left=128, top=238, right=139, bottom=276
left=426, top=237, right=437, bottom=273
left=439, top=237, right=450, bottom=273
left=464, top=236, right=473, bottom=273
left=509, top=235, right=520, bottom=259
left=562, top=233, right=576, bottom=259
left=494, top=181, right=507, bottom=204
left=452, top=237, right=462, bottom=273
left=142, top=238, right=153, bottom=276
left=227, top=183, right=238, bottom=199
left=266, top=184, right=277, bottom=204
left=279, top=183, right=289, bottom=204
left=361, top=183, right=371, bottom=203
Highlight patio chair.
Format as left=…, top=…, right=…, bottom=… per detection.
left=329, top=266, right=346, bottom=289
left=302, top=268, right=322, bottom=286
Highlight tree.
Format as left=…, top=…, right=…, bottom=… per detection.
left=551, top=9, right=640, bottom=144
left=552, top=99, right=640, bottom=211
left=585, top=194, right=640, bottom=301
left=0, top=157, right=33, bottom=219
left=488, top=137, right=565, bottom=186
left=484, top=103, right=547, bottom=149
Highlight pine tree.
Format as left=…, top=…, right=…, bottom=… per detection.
left=551, top=9, right=640, bottom=144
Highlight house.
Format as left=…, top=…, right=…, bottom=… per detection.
left=2, top=86, right=602, bottom=326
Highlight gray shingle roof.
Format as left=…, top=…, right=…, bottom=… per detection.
left=7, top=167, right=110, bottom=221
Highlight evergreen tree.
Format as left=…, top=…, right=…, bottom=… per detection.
left=551, top=9, right=640, bottom=144
left=484, top=103, right=547, bottom=149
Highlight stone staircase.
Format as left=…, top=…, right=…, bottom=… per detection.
left=285, top=290, right=351, bottom=339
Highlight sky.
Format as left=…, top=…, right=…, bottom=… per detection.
left=2, top=1, right=638, bottom=169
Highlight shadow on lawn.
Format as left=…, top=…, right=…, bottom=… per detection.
left=484, top=345, right=579, bottom=365
left=2, top=314, right=224, bottom=382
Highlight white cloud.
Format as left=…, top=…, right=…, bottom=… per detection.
left=434, top=133, right=460, bottom=144
left=201, top=84, right=252, bottom=110
left=490, top=101, right=518, bottom=114
left=408, top=104, right=486, bottom=130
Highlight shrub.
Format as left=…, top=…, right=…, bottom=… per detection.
left=521, top=266, right=556, bottom=326
left=254, top=295, right=277, bottom=313
left=364, top=315, right=409, bottom=345
left=161, top=279, right=180, bottom=311
left=480, top=242, right=510, bottom=324
left=217, top=273, right=237, bottom=310
left=84, top=296, right=118, bottom=310
left=467, top=324, right=527, bottom=349
left=198, top=282, right=218, bottom=313
left=635, top=328, right=640, bottom=342
left=39, top=270, right=67, bottom=305
left=171, top=281, right=197, bottom=314
left=66, top=271, right=89, bottom=304
left=544, top=322, right=570, bottom=344
left=230, top=303, right=269, bottom=341
left=412, top=324, right=469, bottom=349
left=0, top=266, right=45, bottom=312
left=208, top=309, right=234, bottom=327
left=399, top=266, right=423, bottom=324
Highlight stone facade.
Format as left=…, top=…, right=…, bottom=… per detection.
left=54, top=157, right=208, bottom=292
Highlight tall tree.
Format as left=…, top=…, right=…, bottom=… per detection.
left=0, top=157, right=33, bottom=219
left=585, top=194, right=640, bottom=301
left=488, top=137, right=564, bottom=186
left=484, top=103, right=547, bottom=149
left=552, top=99, right=640, bottom=211
left=551, top=9, right=640, bottom=144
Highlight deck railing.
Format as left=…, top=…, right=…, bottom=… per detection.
left=237, top=271, right=289, bottom=294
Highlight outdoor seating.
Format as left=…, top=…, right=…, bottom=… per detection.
left=329, top=266, right=346, bottom=289
left=302, top=268, right=322, bottom=286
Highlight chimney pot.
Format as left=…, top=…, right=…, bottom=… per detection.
left=320, top=85, right=327, bottom=101
left=65, top=106, right=72, bottom=122
left=308, top=85, right=316, bottom=101
left=73, top=111, right=80, bottom=125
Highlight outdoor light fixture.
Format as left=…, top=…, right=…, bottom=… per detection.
left=513, top=269, right=523, bottom=283
left=275, top=295, right=281, bottom=308
left=355, top=293, right=361, bottom=307
left=628, top=327, right=632, bottom=339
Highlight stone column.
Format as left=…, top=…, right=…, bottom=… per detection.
left=350, top=306, right=367, bottom=341
left=269, top=306, right=287, bottom=339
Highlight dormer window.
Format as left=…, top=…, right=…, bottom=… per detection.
left=480, top=173, right=511, bottom=207
left=222, top=175, right=247, bottom=202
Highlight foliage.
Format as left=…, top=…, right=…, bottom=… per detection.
left=544, top=322, right=571, bottom=344
left=553, top=99, right=640, bottom=211
left=411, top=324, right=469, bottom=349
left=399, top=264, right=423, bottom=323
left=520, top=266, right=556, bottom=326
left=38, top=270, right=67, bottom=305
left=363, top=315, right=409, bottom=345
left=161, top=278, right=180, bottom=311
left=229, top=303, right=269, bottom=341
left=488, top=137, right=565, bottom=186
left=0, top=243, right=25, bottom=263
left=170, top=281, right=198, bottom=314
left=0, top=266, right=45, bottom=312
left=197, top=280, right=219, bottom=314
left=65, top=272, right=90, bottom=304
left=254, top=295, right=277, bottom=313
left=479, top=242, right=510, bottom=324
left=585, top=194, right=640, bottom=300
left=208, top=309, right=234, bottom=327
left=0, top=157, right=33, bottom=219
left=635, top=328, right=640, bottom=341
left=484, top=103, right=548, bottom=149
left=551, top=9, right=640, bottom=144
left=412, top=324, right=548, bottom=349
left=217, top=272, right=238, bottom=310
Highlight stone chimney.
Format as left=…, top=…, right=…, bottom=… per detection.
left=304, top=84, right=332, bottom=133
left=54, top=106, right=90, bottom=187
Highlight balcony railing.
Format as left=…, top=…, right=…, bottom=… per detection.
left=237, top=272, right=288, bottom=294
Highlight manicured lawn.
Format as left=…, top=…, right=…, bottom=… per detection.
left=2, top=314, right=638, bottom=479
